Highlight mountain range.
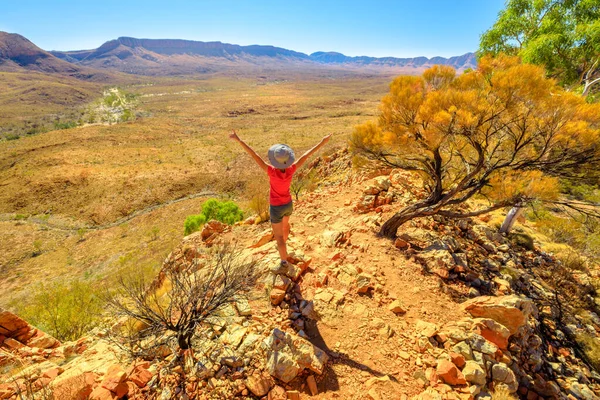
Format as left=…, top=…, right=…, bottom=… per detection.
left=1, top=32, right=477, bottom=77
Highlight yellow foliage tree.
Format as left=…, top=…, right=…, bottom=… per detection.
left=352, top=55, right=600, bottom=238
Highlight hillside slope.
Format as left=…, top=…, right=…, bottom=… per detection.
left=0, top=31, right=115, bottom=82
left=1, top=150, right=599, bottom=399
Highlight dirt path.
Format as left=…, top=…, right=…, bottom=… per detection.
left=0, top=189, right=217, bottom=232
left=234, top=179, right=469, bottom=399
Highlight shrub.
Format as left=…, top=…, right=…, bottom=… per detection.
left=105, top=245, right=258, bottom=354
left=491, top=386, right=517, bottom=400
left=246, top=180, right=269, bottom=221
left=290, top=170, right=319, bottom=201
left=17, top=279, right=104, bottom=341
left=576, top=332, right=600, bottom=372
left=184, top=199, right=244, bottom=235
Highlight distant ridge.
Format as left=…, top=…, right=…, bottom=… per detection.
left=309, top=51, right=476, bottom=69
left=0, top=31, right=80, bottom=74
left=0, top=31, right=113, bottom=81
left=2, top=32, right=477, bottom=77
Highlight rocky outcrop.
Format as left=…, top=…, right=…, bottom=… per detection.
left=0, top=309, right=60, bottom=350
left=461, top=295, right=535, bottom=335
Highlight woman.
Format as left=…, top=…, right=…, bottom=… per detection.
left=229, top=130, right=331, bottom=267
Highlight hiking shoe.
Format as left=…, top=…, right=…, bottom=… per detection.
left=271, top=259, right=291, bottom=275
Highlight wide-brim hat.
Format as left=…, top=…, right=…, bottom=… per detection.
left=268, top=144, right=295, bottom=169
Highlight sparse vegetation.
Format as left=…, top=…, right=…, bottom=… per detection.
left=247, top=180, right=269, bottom=221
left=184, top=199, right=244, bottom=235
left=575, top=332, right=600, bottom=372
left=105, top=245, right=258, bottom=354
left=290, top=170, right=319, bottom=201
left=491, top=386, right=517, bottom=400
left=16, top=278, right=104, bottom=341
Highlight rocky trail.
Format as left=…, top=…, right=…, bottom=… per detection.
left=0, top=190, right=217, bottom=232
left=1, top=150, right=599, bottom=400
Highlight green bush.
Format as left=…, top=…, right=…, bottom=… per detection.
left=576, top=332, right=600, bottom=372
left=184, top=199, right=244, bottom=235
left=17, top=279, right=104, bottom=341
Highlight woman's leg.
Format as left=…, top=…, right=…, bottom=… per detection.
left=272, top=222, right=288, bottom=262
left=282, top=215, right=290, bottom=243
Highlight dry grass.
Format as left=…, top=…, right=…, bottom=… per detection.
left=491, top=386, right=517, bottom=400
left=0, top=73, right=390, bottom=303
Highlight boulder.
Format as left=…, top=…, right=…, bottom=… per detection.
left=262, top=328, right=329, bottom=383
left=416, top=320, right=438, bottom=338
left=436, top=360, right=467, bottom=386
left=270, top=289, right=286, bottom=306
left=491, top=363, right=518, bottom=393
left=461, top=295, right=535, bottom=335
left=200, top=220, right=230, bottom=242
left=101, top=364, right=126, bottom=392
left=471, top=318, right=511, bottom=350
left=268, top=385, right=287, bottom=400
left=51, top=371, right=96, bottom=400
left=245, top=373, right=272, bottom=397
left=462, top=361, right=486, bottom=386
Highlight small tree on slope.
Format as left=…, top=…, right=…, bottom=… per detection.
left=351, top=57, right=600, bottom=239
left=106, top=245, right=258, bottom=354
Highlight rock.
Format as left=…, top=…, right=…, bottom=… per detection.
left=200, top=220, right=230, bottom=242
left=0, top=309, right=30, bottom=337
left=568, top=382, right=598, bottom=400
left=373, top=176, right=392, bottom=191
left=287, top=391, right=301, bottom=400
left=51, top=372, right=96, bottom=400
left=462, top=361, right=486, bottom=386
left=491, top=363, right=518, bottom=393
left=449, top=353, right=466, bottom=368
left=301, top=301, right=318, bottom=320
left=233, top=296, right=252, bottom=316
left=27, top=333, right=60, bottom=349
left=321, top=230, right=343, bottom=247
left=416, top=320, right=438, bottom=337
left=389, top=300, right=407, bottom=314
left=270, top=289, right=286, bottom=306
left=416, top=249, right=455, bottom=271
left=270, top=274, right=291, bottom=291
left=306, top=375, right=318, bottom=395
left=89, top=386, right=117, bottom=400
left=437, top=360, right=467, bottom=386
left=471, top=318, right=511, bottom=350
left=263, top=328, right=329, bottom=383
left=461, top=295, right=535, bottom=335
left=394, top=238, right=410, bottom=250
left=356, top=273, right=372, bottom=293
left=452, top=342, right=474, bottom=361
left=129, top=366, right=153, bottom=388
left=414, top=387, right=444, bottom=400
left=268, top=385, right=287, bottom=400
left=101, top=365, right=127, bottom=392
left=249, top=231, right=274, bottom=248
left=245, top=373, right=272, bottom=397
left=467, top=333, right=498, bottom=355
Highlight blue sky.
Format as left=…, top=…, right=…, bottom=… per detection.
left=1, top=0, right=505, bottom=58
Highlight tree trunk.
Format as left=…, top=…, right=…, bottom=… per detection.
left=499, top=206, right=525, bottom=234
left=379, top=204, right=428, bottom=238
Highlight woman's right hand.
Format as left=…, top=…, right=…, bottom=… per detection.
left=229, top=130, right=239, bottom=141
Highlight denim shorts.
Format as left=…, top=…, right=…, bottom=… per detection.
left=270, top=201, right=293, bottom=224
